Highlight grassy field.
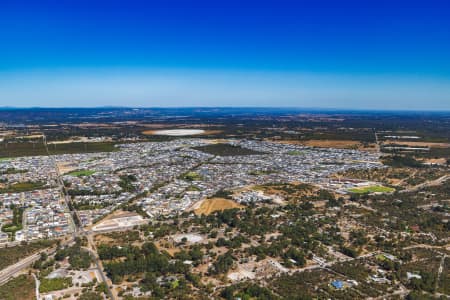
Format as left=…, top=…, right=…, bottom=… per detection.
left=66, top=169, right=96, bottom=177
left=348, top=185, right=395, bottom=194
left=0, top=274, right=35, bottom=300
left=39, top=277, right=72, bottom=293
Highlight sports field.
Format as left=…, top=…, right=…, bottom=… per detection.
left=348, top=185, right=395, bottom=194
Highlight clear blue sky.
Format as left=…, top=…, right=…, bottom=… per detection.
left=0, top=0, right=449, bottom=110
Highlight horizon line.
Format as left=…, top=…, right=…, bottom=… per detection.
left=0, top=106, right=449, bottom=113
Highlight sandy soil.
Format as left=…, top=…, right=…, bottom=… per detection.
left=194, top=198, right=244, bottom=215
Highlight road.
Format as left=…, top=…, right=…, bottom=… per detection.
left=0, top=246, right=55, bottom=285
left=0, top=237, right=75, bottom=285
left=435, top=254, right=447, bottom=292
left=43, top=134, right=116, bottom=299
left=400, top=174, right=449, bottom=193
left=374, top=130, right=380, bottom=153
left=0, top=135, right=116, bottom=300
left=32, top=273, right=40, bottom=300
left=85, top=235, right=117, bottom=300
left=43, top=134, right=80, bottom=237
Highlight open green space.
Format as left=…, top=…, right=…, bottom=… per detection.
left=0, top=141, right=47, bottom=158
left=348, top=185, right=395, bottom=194
left=0, top=141, right=118, bottom=158
left=39, top=277, right=72, bottom=293
left=192, top=143, right=264, bottom=156
left=66, top=169, right=96, bottom=177
left=287, top=150, right=305, bottom=155
left=0, top=168, right=27, bottom=175
left=376, top=254, right=387, bottom=261
left=0, top=181, right=46, bottom=194
left=47, top=142, right=118, bottom=155
left=248, top=169, right=277, bottom=175
left=182, top=171, right=203, bottom=181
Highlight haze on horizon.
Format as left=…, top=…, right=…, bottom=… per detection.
left=1, top=0, right=449, bottom=110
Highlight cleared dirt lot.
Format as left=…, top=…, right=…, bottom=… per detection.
left=91, top=210, right=147, bottom=232
left=193, top=198, right=243, bottom=215
left=57, top=162, right=78, bottom=174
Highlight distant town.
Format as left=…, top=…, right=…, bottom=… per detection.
left=0, top=108, right=448, bottom=300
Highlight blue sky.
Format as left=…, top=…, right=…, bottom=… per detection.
left=0, top=0, right=449, bottom=109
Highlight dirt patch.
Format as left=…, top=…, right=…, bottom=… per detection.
left=18, top=134, right=44, bottom=139
left=252, top=182, right=317, bottom=199
left=423, top=158, right=447, bottom=165
left=94, top=234, right=116, bottom=246
left=155, top=241, right=180, bottom=257
left=49, top=137, right=112, bottom=144
left=389, top=178, right=403, bottom=185
left=96, top=210, right=137, bottom=222
left=273, top=139, right=376, bottom=150
left=303, top=139, right=360, bottom=148
left=383, top=140, right=450, bottom=148
left=57, top=162, right=78, bottom=174
left=194, top=198, right=244, bottom=215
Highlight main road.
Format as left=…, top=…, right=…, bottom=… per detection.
left=0, top=241, right=69, bottom=285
